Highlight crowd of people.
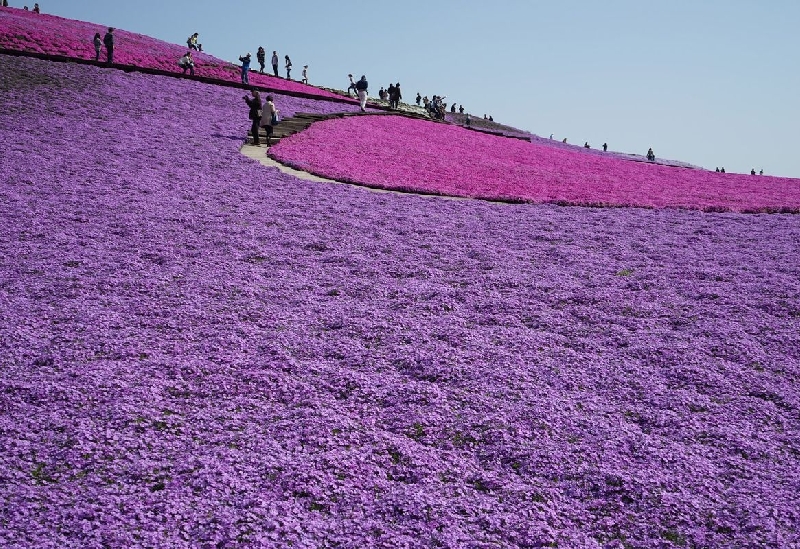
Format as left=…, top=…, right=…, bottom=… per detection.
left=4, top=5, right=758, bottom=173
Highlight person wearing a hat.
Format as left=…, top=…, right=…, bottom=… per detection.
left=238, top=52, right=251, bottom=84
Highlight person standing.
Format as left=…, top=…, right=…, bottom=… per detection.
left=347, top=74, right=357, bottom=96
left=389, top=82, right=402, bottom=109
left=244, top=90, right=262, bottom=146
left=32, top=2, right=39, bottom=12
left=285, top=55, right=292, bottom=79
left=256, top=47, right=266, bottom=73
left=93, top=32, right=102, bottom=61
left=602, top=142, right=608, bottom=152
left=260, top=95, right=279, bottom=145
left=239, top=52, right=251, bottom=84
left=271, top=51, right=279, bottom=77
left=301, top=65, right=308, bottom=84
left=103, top=27, right=114, bottom=64
left=355, top=75, right=369, bottom=112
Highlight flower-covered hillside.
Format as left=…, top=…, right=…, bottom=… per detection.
left=2, top=55, right=800, bottom=548
left=269, top=115, right=800, bottom=212
left=0, top=6, right=356, bottom=101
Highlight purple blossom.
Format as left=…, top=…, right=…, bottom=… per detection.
left=270, top=115, right=800, bottom=212
left=1, top=37, right=800, bottom=549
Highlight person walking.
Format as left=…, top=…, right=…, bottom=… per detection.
left=93, top=32, right=102, bottom=61
left=178, top=51, right=195, bottom=75
left=256, top=47, right=266, bottom=73
left=244, top=90, right=262, bottom=146
left=271, top=50, right=279, bottom=77
left=355, top=75, right=369, bottom=112
left=103, top=27, right=114, bottom=64
left=347, top=74, right=357, bottom=96
left=260, top=95, right=279, bottom=145
left=285, top=55, right=292, bottom=79
left=239, top=52, right=251, bottom=84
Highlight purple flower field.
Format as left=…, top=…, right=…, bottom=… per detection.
left=270, top=116, right=800, bottom=212
left=1, top=54, right=800, bottom=548
left=0, top=6, right=358, bottom=102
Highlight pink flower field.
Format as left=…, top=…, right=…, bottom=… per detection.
left=0, top=6, right=357, bottom=102
left=269, top=115, right=800, bottom=212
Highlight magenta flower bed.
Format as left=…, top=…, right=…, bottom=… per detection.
left=2, top=53, right=800, bottom=548
left=0, top=7, right=357, bottom=102
left=270, top=115, right=800, bottom=212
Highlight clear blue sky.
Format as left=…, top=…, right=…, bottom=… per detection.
left=43, top=0, right=800, bottom=177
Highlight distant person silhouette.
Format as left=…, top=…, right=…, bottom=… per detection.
left=256, top=47, right=266, bottom=73
left=103, top=28, right=114, bottom=64
left=271, top=51, right=279, bottom=77
left=646, top=148, right=655, bottom=161
left=355, top=75, right=369, bottom=112
left=759, top=169, right=763, bottom=175
left=602, top=142, right=608, bottom=152
left=584, top=142, right=590, bottom=149
left=751, top=168, right=756, bottom=175
left=239, top=53, right=251, bottom=84
left=93, top=32, right=102, bottom=61
left=720, top=167, right=726, bottom=173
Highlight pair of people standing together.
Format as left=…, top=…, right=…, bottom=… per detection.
left=244, top=90, right=279, bottom=147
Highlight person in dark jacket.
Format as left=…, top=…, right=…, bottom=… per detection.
left=93, top=32, right=102, bottom=61
left=103, top=28, right=114, bottom=64
left=387, top=83, right=402, bottom=109
left=256, top=47, right=266, bottom=73
left=244, top=89, right=262, bottom=146
left=355, top=75, right=368, bottom=112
